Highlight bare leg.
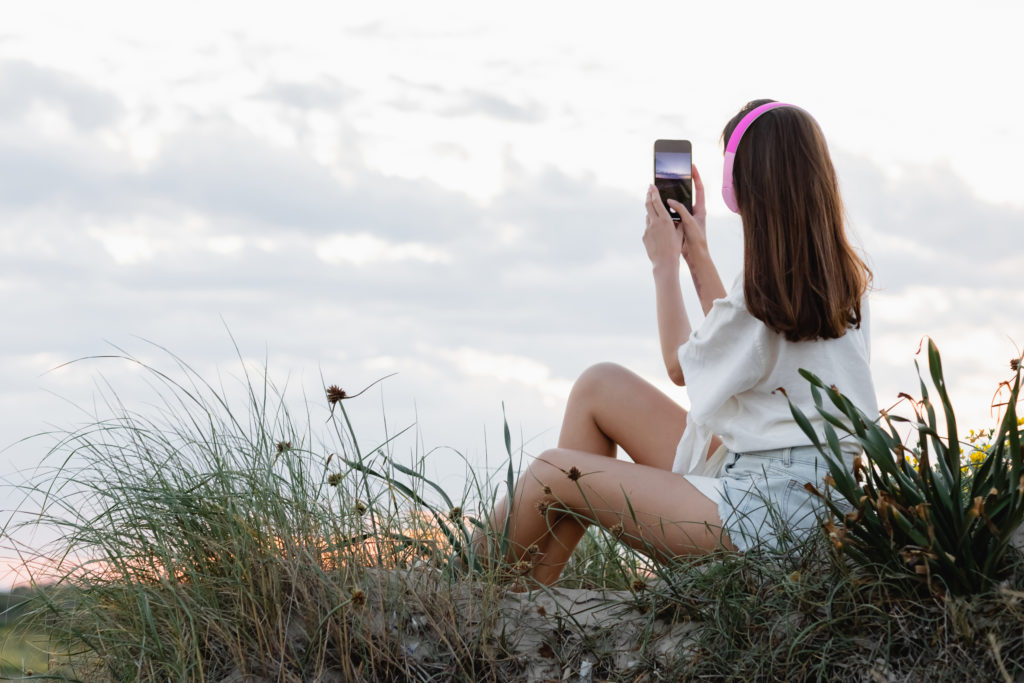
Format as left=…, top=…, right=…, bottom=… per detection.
left=478, top=363, right=728, bottom=583
left=557, top=362, right=723, bottom=465
left=537, top=363, right=689, bottom=573
left=502, top=448, right=734, bottom=584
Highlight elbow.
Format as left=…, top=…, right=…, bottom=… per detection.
left=668, top=364, right=686, bottom=387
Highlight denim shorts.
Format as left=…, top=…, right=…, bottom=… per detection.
left=717, top=445, right=848, bottom=553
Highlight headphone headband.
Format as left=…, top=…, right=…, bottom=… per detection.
left=721, top=101, right=797, bottom=214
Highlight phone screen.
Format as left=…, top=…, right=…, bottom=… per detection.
left=653, top=143, right=692, bottom=220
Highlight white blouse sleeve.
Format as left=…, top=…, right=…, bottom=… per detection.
left=676, top=288, right=770, bottom=422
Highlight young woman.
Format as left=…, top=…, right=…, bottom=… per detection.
left=478, top=100, right=877, bottom=585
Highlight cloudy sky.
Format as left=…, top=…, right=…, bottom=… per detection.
left=2, top=1, right=1023, bottom=584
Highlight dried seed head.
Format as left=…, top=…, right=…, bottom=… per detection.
left=567, top=466, right=582, bottom=481
left=967, top=496, right=984, bottom=520
left=535, top=499, right=553, bottom=516
left=327, top=472, right=343, bottom=487
left=804, top=482, right=824, bottom=499
left=823, top=519, right=846, bottom=548
left=1011, top=358, right=1021, bottom=372
left=353, top=500, right=368, bottom=516
left=349, top=588, right=366, bottom=607
left=276, top=441, right=291, bottom=454
left=513, top=560, right=532, bottom=576
left=326, top=385, right=348, bottom=405
left=630, top=578, right=647, bottom=593
left=526, top=544, right=541, bottom=556
left=448, top=506, right=463, bottom=522
left=609, top=523, right=624, bottom=539
left=542, top=485, right=552, bottom=495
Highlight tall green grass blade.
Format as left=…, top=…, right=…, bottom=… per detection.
left=389, top=457, right=455, bottom=511
left=500, top=403, right=515, bottom=564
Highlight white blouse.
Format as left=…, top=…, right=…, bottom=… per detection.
left=671, top=276, right=878, bottom=476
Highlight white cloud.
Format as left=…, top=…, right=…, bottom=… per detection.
left=84, top=213, right=239, bottom=265
left=430, top=346, right=573, bottom=408
left=315, top=232, right=452, bottom=267
left=88, top=228, right=156, bottom=265
left=0, top=60, right=122, bottom=130
left=206, top=235, right=246, bottom=255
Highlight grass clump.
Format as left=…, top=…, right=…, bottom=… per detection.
left=4, top=348, right=518, bottom=681
left=643, top=532, right=1024, bottom=680
left=789, top=338, right=1024, bottom=596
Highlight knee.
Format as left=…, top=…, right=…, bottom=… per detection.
left=534, top=447, right=569, bottom=472
left=525, top=449, right=573, bottom=493
left=570, top=362, right=628, bottom=402
left=526, top=448, right=571, bottom=504
left=530, top=449, right=587, bottom=491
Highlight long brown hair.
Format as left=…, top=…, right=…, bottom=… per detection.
left=722, top=99, right=872, bottom=342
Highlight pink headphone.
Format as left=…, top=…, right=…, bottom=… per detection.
left=721, top=101, right=799, bottom=214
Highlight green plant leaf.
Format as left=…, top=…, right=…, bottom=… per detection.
left=786, top=392, right=826, bottom=455
left=927, top=339, right=961, bottom=476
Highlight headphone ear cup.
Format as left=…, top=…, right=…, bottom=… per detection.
left=722, top=149, right=739, bottom=214
left=722, top=186, right=738, bottom=213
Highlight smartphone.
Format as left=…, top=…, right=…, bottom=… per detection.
left=653, top=139, right=692, bottom=220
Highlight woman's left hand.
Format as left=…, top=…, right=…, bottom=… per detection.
left=643, top=185, right=683, bottom=270
left=675, top=164, right=709, bottom=266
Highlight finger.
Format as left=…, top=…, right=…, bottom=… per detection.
left=653, top=186, right=675, bottom=221
left=646, top=185, right=665, bottom=219
left=666, top=198, right=693, bottom=218
left=692, top=165, right=706, bottom=218
left=666, top=199, right=696, bottom=231
left=646, top=184, right=661, bottom=213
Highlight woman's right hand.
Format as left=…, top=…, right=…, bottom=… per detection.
left=643, top=185, right=683, bottom=270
